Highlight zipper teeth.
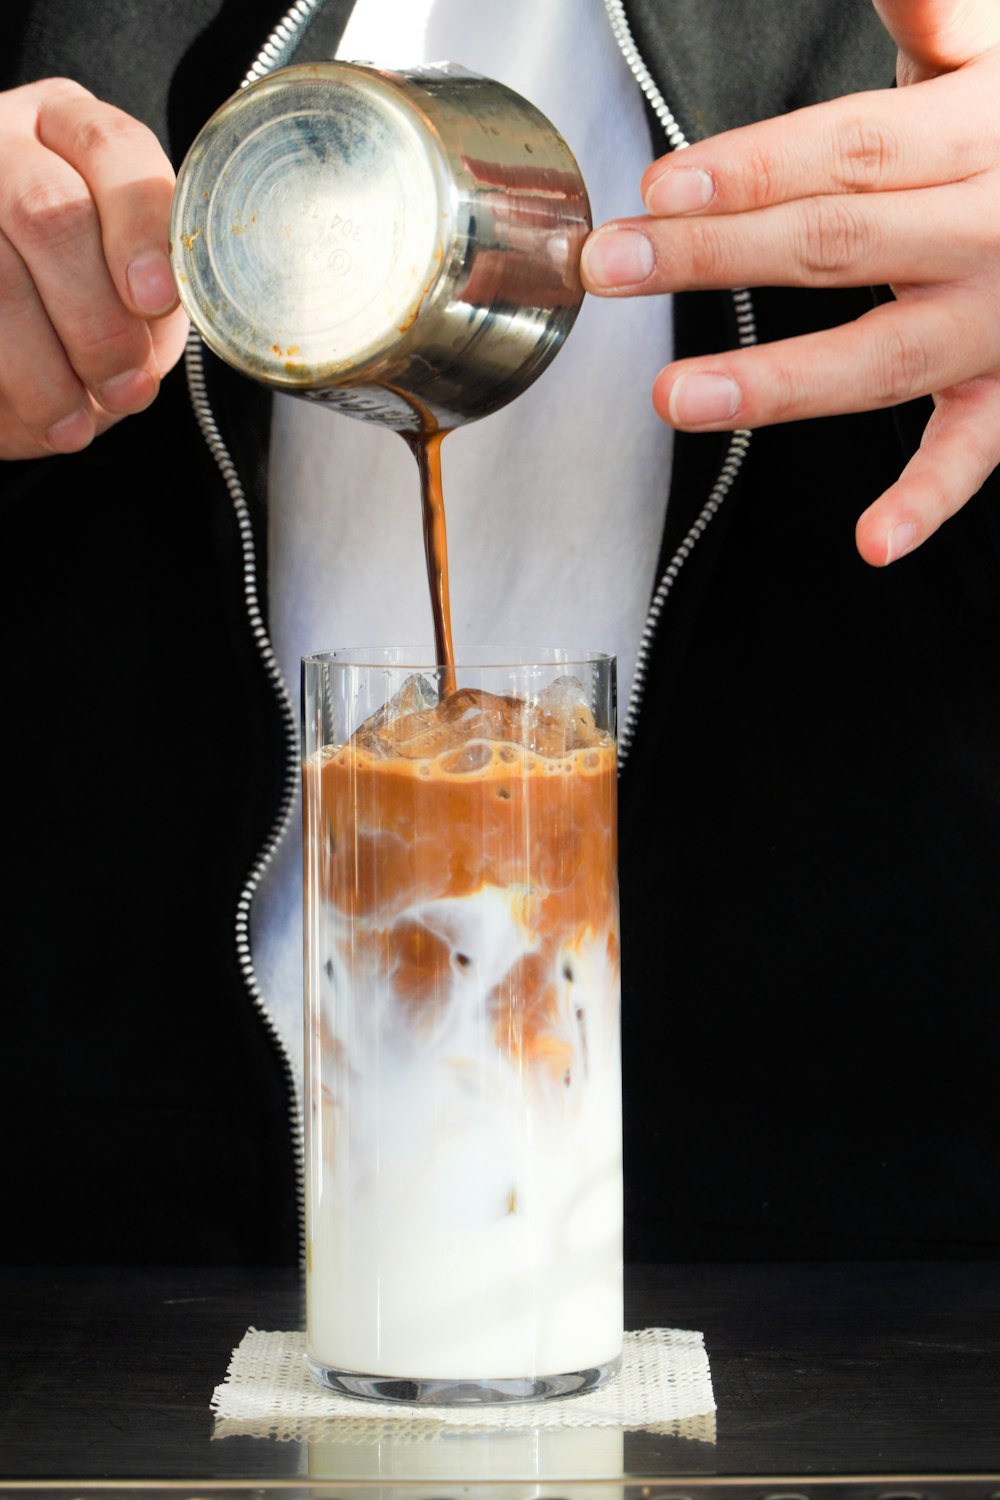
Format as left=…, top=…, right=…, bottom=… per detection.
left=603, top=0, right=687, bottom=151
left=242, top=0, right=326, bottom=86
left=184, top=325, right=306, bottom=1257
left=623, top=427, right=752, bottom=754
left=603, top=0, right=758, bottom=764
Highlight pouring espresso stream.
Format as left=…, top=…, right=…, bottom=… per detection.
left=405, top=428, right=457, bottom=697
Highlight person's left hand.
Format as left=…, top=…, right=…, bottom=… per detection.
left=580, top=0, right=1000, bottom=566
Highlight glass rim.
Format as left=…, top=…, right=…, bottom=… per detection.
left=301, top=645, right=617, bottom=669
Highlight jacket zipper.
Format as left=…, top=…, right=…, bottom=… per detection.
left=183, top=0, right=329, bottom=1260
left=241, top=0, right=329, bottom=85
left=603, top=0, right=758, bottom=765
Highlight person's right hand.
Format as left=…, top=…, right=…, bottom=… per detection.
left=0, top=78, right=189, bottom=461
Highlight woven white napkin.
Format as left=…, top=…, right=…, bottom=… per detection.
left=210, top=1327, right=716, bottom=1443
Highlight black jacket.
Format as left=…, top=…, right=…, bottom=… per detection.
left=2, top=0, right=998, bottom=1265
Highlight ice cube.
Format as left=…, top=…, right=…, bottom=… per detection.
left=529, top=676, right=600, bottom=754
left=352, top=678, right=602, bottom=762
left=376, top=707, right=454, bottom=759
left=440, top=689, right=526, bottom=746
left=439, top=740, right=495, bottom=774
left=351, top=672, right=439, bottom=756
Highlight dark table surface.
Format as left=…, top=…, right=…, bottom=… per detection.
left=2, top=1261, right=999, bottom=1499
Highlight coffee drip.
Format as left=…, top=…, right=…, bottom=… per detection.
left=403, top=430, right=457, bottom=699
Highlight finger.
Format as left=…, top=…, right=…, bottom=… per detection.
left=855, top=375, right=1000, bottom=565
left=37, top=88, right=177, bottom=319
left=0, top=226, right=97, bottom=452
left=651, top=290, right=997, bottom=430
left=0, top=395, right=123, bottom=461
left=637, top=64, right=1000, bottom=219
left=0, top=137, right=160, bottom=415
left=0, top=303, right=183, bottom=459
left=583, top=178, right=995, bottom=297
left=149, top=304, right=190, bottom=380
left=872, top=0, right=1000, bottom=78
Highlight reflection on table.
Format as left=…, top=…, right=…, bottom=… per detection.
left=1, top=1261, right=998, bottom=1492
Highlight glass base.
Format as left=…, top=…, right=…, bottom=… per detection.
left=307, top=1353, right=621, bottom=1406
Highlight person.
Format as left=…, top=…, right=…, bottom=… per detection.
left=1, top=0, right=997, bottom=1265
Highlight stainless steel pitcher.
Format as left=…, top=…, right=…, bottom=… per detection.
left=169, top=61, right=592, bottom=434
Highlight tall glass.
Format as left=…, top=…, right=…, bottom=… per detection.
left=302, top=648, right=622, bottom=1403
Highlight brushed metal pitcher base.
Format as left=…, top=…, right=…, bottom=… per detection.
left=170, top=61, right=591, bottom=435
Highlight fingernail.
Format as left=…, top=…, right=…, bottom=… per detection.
left=98, top=368, right=156, bottom=413
left=645, top=167, right=715, bottom=216
left=127, top=250, right=176, bottom=315
left=46, top=409, right=94, bottom=452
left=884, top=521, right=917, bottom=565
left=668, top=371, right=741, bottom=425
left=582, top=227, right=655, bottom=289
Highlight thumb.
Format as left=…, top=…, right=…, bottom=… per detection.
left=872, top=0, right=1000, bottom=80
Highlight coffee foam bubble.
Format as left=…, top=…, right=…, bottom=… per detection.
left=329, top=738, right=615, bottom=781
